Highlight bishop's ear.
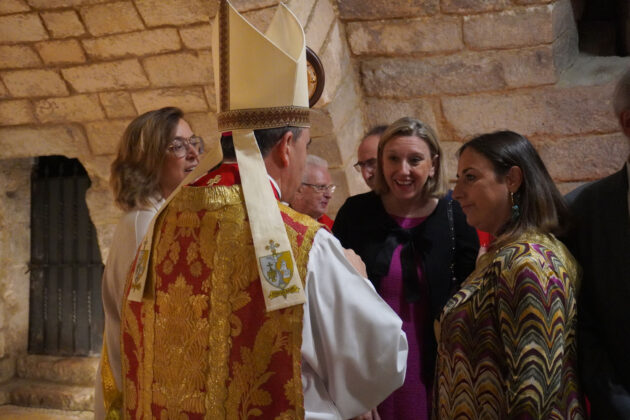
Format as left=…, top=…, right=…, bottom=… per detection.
left=276, top=130, right=294, bottom=168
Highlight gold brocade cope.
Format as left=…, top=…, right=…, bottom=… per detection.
left=120, top=173, right=322, bottom=419
left=101, top=338, right=122, bottom=420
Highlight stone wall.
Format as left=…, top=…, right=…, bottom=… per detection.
left=0, top=159, right=31, bottom=383
left=0, top=0, right=363, bottom=260
left=342, top=0, right=630, bottom=192
left=0, top=1, right=629, bottom=353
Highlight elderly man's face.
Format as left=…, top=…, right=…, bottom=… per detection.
left=291, top=164, right=333, bottom=219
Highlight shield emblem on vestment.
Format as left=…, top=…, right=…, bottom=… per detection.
left=259, top=250, right=294, bottom=290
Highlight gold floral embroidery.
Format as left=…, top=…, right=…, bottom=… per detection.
left=153, top=275, right=209, bottom=416
left=225, top=311, right=295, bottom=419
left=123, top=182, right=321, bottom=420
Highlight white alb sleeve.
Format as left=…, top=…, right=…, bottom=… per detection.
left=301, top=229, right=408, bottom=419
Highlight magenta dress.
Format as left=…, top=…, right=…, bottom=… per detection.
left=377, top=215, right=431, bottom=420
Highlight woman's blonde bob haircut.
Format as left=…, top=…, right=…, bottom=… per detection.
left=110, top=107, right=183, bottom=211
left=374, top=117, right=447, bottom=199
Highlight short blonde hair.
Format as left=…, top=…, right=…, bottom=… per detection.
left=110, top=107, right=183, bottom=211
left=374, top=117, right=447, bottom=198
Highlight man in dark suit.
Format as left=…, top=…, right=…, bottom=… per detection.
left=565, top=68, right=630, bottom=419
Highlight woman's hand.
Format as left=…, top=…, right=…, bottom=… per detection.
left=343, top=248, right=368, bottom=278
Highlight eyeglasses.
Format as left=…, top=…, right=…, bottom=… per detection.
left=167, top=135, right=204, bottom=158
left=353, top=158, right=376, bottom=172
left=302, top=183, right=336, bottom=194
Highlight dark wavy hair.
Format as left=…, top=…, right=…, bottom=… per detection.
left=110, top=107, right=183, bottom=211
left=458, top=131, right=569, bottom=245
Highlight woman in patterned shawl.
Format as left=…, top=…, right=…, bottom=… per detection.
left=434, top=131, right=585, bottom=419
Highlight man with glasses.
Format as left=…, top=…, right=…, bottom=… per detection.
left=290, top=155, right=336, bottom=229
left=354, top=125, right=386, bottom=190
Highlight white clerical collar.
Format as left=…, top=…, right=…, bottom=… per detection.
left=267, top=175, right=284, bottom=203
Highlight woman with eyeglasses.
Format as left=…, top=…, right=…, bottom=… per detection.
left=333, top=117, right=479, bottom=420
left=94, top=107, right=202, bottom=419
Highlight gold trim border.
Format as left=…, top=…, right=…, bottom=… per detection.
left=218, top=106, right=310, bottom=131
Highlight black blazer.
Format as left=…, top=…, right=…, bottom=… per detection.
left=564, top=165, right=630, bottom=420
left=332, top=191, right=479, bottom=322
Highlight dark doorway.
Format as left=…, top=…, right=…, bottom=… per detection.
left=29, top=156, right=104, bottom=356
left=574, top=0, right=629, bottom=56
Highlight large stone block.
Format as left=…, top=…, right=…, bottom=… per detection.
left=0, top=46, right=41, bottom=69
left=82, top=28, right=181, bottom=60
left=203, top=84, right=217, bottom=112
left=336, top=109, right=365, bottom=165
left=0, top=100, right=35, bottom=126
left=440, top=141, right=463, bottom=182
left=441, top=0, right=507, bottom=13
left=319, top=22, right=350, bottom=106
left=556, top=181, right=584, bottom=195
left=347, top=17, right=462, bottom=56
left=305, top=0, right=336, bottom=54
left=0, top=14, right=48, bottom=43
left=25, top=0, right=109, bottom=7
left=364, top=97, right=439, bottom=137
left=552, top=0, right=577, bottom=40
left=493, top=46, right=556, bottom=88
left=80, top=1, right=144, bottom=36
left=538, top=133, right=629, bottom=181
left=135, top=0, right=209, bottom=27
left=327, top=74, right=362, bottom=134
left=242, top=6, right=276, bottom=33
left=0, top=125, right=89, bottom=160
left=0, top=82, right=7, bottom=99
left=442, top=84, right=618, bottom=140
left=16, top=355, right=99, bottom=386
left=34, top=94, right=105, bottom=123
left=338, top=0, right=438, bottom=20
left=2, top=69, right=68, bottom=98
left=551, top=0, right=578, bottom=72
left=361, top=53, right=505, bottom=98
left=307, top=134, right=342, bottom=167
left=0, top=0, right=29, bottom=14
left=463, top=6, right=552, bottom=49
left=99, top=91, right=137, bottom=118
left=328, top=167, right=348, bottom=217
left=41, top=10, right=86, bottom=39
left=61, top=59, right=150, bottom=93
left=309, top=108, right=333, bottom=138
left=179, top=24, right=213, bottom=50
left=34, top=40, right=86, bottom=65
left=131, top=87, right=209, bottom=113
left=84, top=119, right=130, bottom=155
left=285, top=0, right=316, bottom=27
left=230, top=0, right=278, bottom=13
left=142, top=51, right=212, bottom=87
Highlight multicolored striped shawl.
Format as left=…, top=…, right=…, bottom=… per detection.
left=434, top=231, right=585, bottom=419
